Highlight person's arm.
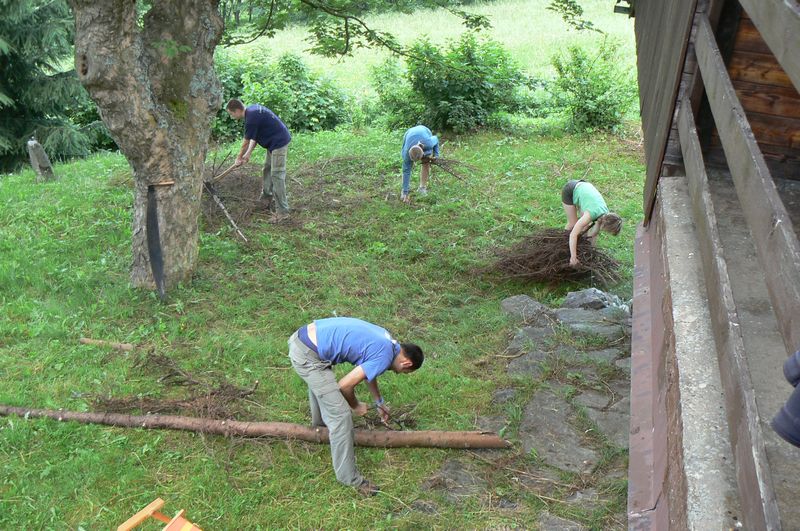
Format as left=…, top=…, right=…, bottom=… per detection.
left=563, top=203, right=579, bottom=230
left=338, top=365, right=368, bottom=415
left=366, top=379, right=390, bottom=423
left=569, top=211, right=593, bottom=266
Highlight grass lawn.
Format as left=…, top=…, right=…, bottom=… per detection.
left=228, top=0, right=637, bottom=93
left=0, top=126, right=643, bottom=528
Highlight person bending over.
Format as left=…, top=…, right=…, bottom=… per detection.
left=400, top=125, right=440, bottom=203
left=561, top=179, right=622, bottom=266
left=287, top=317, right=424, bottom=496
left=226, top=98, right=291, bottom=223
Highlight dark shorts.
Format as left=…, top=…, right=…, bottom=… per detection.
left=561, top=179, right=584, bottom=206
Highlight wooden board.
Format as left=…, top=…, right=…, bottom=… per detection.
left=738, top=0, right=800, bottom=91
left=728, top=51, right=796, bottom=88
left=696, top=13, right=800, bottom=357
left=635, top=0, right=698, bottom=224
left=732, top=80, right=800, bottom=120
left=732, top=18, right=773, bottom=55
left=678, top=96, right=781, bottom=531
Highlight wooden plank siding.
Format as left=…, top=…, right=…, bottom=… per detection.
left=677, top=97, right=781, bottom=531
left=635, top=0, right=698, bottom=224
left=737, top=0, right=800, bottom=91
left=695, top=14, right=800, bottom=355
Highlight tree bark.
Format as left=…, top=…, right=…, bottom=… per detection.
left=0, top=406, right=512, bottom=449
left=69, top=1, right=223, bottom=292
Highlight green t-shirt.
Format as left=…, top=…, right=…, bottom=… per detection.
left=573, top=182, right=609, bottom=221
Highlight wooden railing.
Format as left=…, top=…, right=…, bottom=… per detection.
left=695, top=14, right=800, bottom=355
left=677, top=93, right=781, bottom=530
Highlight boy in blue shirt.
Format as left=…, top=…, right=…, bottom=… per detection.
left=226, top=99, right=292, bottom=223
left=288, top=317, right=424, bottom=496
left=400, top=125, right=440, bottom=203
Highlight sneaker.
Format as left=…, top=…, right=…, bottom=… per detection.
left=268, top=212, right=290, bottom=224
left=417, top=186, right=428, bottom=196
left=400, top=192, right=410, bottom=204
left=784, top=350, right=800, bottom=387
left=772, top=385, right=800, bottom=448
left=355, top=479, right=380, bottom=497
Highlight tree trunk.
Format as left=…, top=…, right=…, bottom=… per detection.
left=0, top=406, right=512, bottom=449
left=69, top=1, right=223, bottom=293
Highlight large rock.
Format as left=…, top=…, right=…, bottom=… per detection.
left=501, top=295, right=555, bottom=325
left=507, top=350, right=549, bottom=378
left=538, top=512, right=586, bottom=530
left=562, top=288, right=609, bottom=310
left=554, top=308, right=625, bottom=341
left=508, top=325, right=555, bottom=353
left=421, top=459, right=486, bottom=504
left=565, top=488, right=604, bottom=512
left=578, top=389, right=631, bottom=449
left=519, top=390, right=598, bottom=474
left=581, top=348, right=620, bottom=364
left=492, top=388, right=516, bottom=404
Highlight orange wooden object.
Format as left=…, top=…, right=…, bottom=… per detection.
left=117, top=498, right=201, bottom=531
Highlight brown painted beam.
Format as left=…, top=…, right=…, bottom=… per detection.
left=737, top=0, right=800, bottom=91
left=696, top=14, right=800, bottom=355
left=677, top=97, right=781, bottom=531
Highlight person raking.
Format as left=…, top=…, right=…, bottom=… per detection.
left=287, top=317, right=424, bottom=496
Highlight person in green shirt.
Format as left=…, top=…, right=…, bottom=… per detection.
left=562, top=179, right=622, bottom=266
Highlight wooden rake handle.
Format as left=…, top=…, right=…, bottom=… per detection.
left=211, top=163, right=239, bottom=183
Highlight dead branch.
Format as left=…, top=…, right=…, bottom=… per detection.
left=79, top=337, right=134, bottom=351
left=0, top=406, right=511, bottom=449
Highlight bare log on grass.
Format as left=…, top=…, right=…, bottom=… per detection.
left=485, top=228, right=620, bottom=285
left=79, top=337, right=134, bottom=351
left=0, top=406, right=511, bottom=449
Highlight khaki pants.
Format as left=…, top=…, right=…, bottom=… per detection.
left=263, top=145, right=289, bottom=214
left=288, top=332, right=363, bottom=486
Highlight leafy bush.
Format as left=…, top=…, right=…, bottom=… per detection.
left=65, top=88, right=117, bottom=152
left=406, top=33, right=525, bottom=132
left=241, top=54, right=348, bottom=133
left=370, top=59, right=426, bottom=129
left=551, top=41, right=637, bottom=132
left=211, top=51, right=267, bottom=142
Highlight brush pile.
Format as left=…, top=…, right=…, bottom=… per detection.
left=486, top=228, right=620, bottom=285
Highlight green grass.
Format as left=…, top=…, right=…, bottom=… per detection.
left=0, top=126, right=643, bottom=528
left=228, top=0, right=636, bottom=92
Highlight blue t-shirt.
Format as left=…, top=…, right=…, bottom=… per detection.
left=314, top=317, right=399, bottom=382
left=401, top=125, right=440, bottom=193
left=244, top=104, right=291, bottom=151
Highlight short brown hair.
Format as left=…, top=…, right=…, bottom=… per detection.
left=599, top=212, right=622, bottom=236
left=226, top=98, right=245, bottom=112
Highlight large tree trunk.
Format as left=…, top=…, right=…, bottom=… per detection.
left=69, top=1, right=223, bottom=292
left=0, top=406, right=512, bottom=449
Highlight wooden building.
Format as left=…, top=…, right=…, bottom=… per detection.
left=629, top=0, right=800, bottom=528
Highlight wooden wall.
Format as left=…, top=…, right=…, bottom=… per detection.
left=705, top=10, right=800, bottom=178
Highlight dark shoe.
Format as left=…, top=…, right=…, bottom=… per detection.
left=784, top=350, right=800, bottom=387
left=772, top=384, right=800, bottom=448
left=355, top=479, right=380, bottom=497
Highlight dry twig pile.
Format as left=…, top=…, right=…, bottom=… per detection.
left=421, top=156, right=480, bottom=181
left=486, top=228, right=620, bottom=285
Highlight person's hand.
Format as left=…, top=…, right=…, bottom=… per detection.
left=569, top=256, right=580, bottom=267
left=353, top=402, right=368, bottom=416
left=234, top=157, right=244, bottom=167
left=241, top=153, right=250, bottom=163
left=377, top=403, right=391, bottom=424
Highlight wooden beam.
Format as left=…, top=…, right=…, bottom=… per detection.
left=696, top=13, right=800, bottom=354
left=677, top=97, right=781, bottom=531
left=737, top=0, right=800, bottom=91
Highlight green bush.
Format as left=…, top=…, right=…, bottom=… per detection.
left=65, top=88, right=117, bottom=152
left=551, top=41, right=637, bottom=132
left=212, top=51, right=267, bottom=142
left=370, top=59, right=426, bottom=130
left=241, top=54, right=348, bottom=133
left=406, top=34, right=525, bottom=132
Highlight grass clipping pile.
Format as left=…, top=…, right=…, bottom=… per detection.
left=487, top=228, right=620, bottom=285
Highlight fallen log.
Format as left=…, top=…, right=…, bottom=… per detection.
left=0, top=406, right=511, bottom=449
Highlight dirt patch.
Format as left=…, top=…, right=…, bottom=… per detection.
left=201, top=156, right=387, bottom=231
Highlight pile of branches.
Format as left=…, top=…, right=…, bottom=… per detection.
left=421, top=156, right=480, bottom=181
left=92, top=352, right=259, bottom=420
left=485, top=228, right=620, bottom=285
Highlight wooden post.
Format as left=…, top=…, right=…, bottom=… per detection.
left=26, top=138, right=56, bottom=182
